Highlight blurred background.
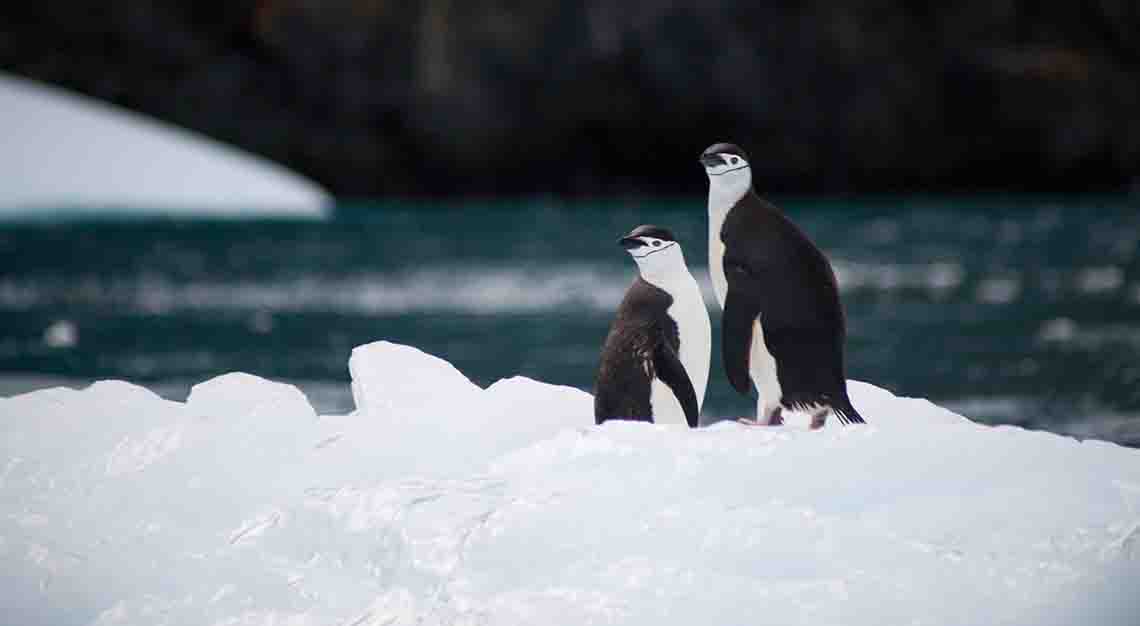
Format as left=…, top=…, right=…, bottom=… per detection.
left=1, top=2, right=1138, bottom=444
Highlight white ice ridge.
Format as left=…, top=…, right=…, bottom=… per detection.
left=2, top=341, right=1138, bottom=625
left=0, top=72, right=330, bottom=217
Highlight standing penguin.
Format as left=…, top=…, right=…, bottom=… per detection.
left=700, top=142, right=865, bottom=428
left=595, top=225, right=711, bottom=427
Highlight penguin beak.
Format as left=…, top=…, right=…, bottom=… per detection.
left=700, top=153, right=725, bottom=168
left=618, top=236, right=643, bottom=250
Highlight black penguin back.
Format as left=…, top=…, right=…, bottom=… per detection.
left=720, top=192, right=859, bottom=418
left=594, top=278, right=680, bottom=424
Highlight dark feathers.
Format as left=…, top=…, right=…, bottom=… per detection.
left=595, top=278, right=699, bottom=427
left=720, top=191, right=863, bottom=423
left=624, top=224, right=677, bottom=242
left=702, top=142, right=750, bottom=161
left=721, top=290, right=756, bottom=394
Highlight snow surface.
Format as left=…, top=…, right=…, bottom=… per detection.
left=2, top=340, right=1138, bottom=625
left=0, top=72, right=329, bottom=217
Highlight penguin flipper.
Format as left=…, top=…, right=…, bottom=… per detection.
left=653, top=341, right=700, bottom=428
left=722, top=289, right=758, bottom=395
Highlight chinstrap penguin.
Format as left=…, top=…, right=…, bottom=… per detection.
left=595, top=225, right=711, bottom=427
left=701, top=142, right=865, bottom=428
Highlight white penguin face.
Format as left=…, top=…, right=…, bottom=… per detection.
left=619, top=226, right=687, bottom=280
left=700, top=144, right=753, bottom=209
left=624, top=236, right=678, bottom=260
left=701, top=152, right=749, bottom=177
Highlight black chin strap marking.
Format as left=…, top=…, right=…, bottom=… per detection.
left=631, top=241, right=677, bottom=259
left=707, top=164, right=751, bottom=177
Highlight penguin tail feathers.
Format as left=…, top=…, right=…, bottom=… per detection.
left=833, top=399, right=866, bottom=425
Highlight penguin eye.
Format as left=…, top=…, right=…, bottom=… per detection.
left=730, top=157, right=739, bottom=165
left=652, top=240, right=662, bottom=247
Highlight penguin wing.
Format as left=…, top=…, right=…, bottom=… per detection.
left=721, top=286, right=758, bottom=395
left=652, top=336, right=700, bottom=428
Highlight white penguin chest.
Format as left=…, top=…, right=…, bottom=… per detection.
left=751, top=319, right=782, bottom=412
left=644, top=273, right=711, bottom=423
left=707, top=206, right=729, bottom=309
left=709, top=235, right=727, bottom=309
left=666, top=277, right=711, bottom=411
left=649, top=378, right=684, bottom=425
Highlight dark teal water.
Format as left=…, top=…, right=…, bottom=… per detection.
left=1, top=196, right=1138, bottom=444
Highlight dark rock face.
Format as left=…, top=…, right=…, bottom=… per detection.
left=3, top=2, right=1138, bottom=196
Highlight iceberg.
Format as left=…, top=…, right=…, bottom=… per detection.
left=0, top=72, right=329, bottom=218
left=1, top=340, right=1137, bottom=625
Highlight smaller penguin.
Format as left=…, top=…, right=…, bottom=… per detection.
left=595, top=225, right=711, bottom=427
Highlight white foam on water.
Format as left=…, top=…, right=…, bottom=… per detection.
left=975, top=275, right=1022, bottom=304
left=0, top=267, right=630, bottom=315
left=1076, top=266, right=1124, bottom=294
left=0, top=260, right=990, bottom=317
left=833, top=260, right=965, bottom=291
left=1034, top=319, right=1140, bottom=349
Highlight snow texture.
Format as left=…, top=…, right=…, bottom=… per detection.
left=1, top=340, right=1138, bottom=625
left=0, top=72, right=329, bottom=217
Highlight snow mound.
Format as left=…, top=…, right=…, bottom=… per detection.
left=0, top=72, right=329, bottom=217
left=2, top=342, right=1138, bottom=625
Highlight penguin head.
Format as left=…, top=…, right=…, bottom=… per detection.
left=700, top=142, right=752, bottom=203
left=618, top=225, right=687, bottom=276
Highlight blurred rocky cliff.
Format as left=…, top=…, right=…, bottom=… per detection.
left=3, top=2, right=1138, bottom=196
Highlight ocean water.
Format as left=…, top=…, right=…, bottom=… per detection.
left=1, top=196, right=1138, bottom=445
